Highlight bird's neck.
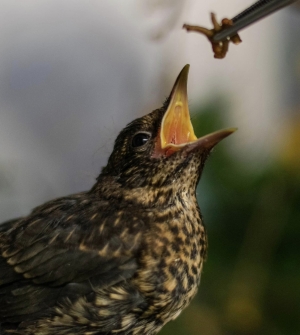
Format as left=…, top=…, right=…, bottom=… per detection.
left=92, top=176, right=198, bottom=209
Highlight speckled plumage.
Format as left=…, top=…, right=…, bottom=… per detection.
left=0, top=66, right=233, bottom=335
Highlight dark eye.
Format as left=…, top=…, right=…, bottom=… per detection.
left=131, top=132, right=151, bottom=149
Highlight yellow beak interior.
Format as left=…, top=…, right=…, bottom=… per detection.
left=160, top=65, right=197, bottom=149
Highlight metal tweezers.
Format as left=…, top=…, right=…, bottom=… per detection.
left=212, top=0, right=298, bottom=43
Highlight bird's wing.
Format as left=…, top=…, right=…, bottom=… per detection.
left=0, top=193, right=144, bottom=322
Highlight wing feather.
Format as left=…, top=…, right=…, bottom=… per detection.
left=0, top=193, right=144, bottom=323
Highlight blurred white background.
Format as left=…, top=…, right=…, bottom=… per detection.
left=0, top=0, right=299, bottom=221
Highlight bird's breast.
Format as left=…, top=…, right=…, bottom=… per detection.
left=133, top=195, right=207, bottom=323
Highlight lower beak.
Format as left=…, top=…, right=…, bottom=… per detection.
left=159, top=64, right=236, bottom=155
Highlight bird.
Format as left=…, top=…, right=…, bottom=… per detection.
left=0, top=64, right=235, bottom=335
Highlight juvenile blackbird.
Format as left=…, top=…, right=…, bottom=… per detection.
left=0, top=65, right=235, bottom=335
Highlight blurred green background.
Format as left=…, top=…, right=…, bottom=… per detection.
left=161, top=101, right=300, bottom=335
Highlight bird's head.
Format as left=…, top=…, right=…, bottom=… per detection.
left=100, top=65, right=235, bottom=197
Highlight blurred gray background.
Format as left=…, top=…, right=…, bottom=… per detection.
left=0, top=0, right=298, bottom=221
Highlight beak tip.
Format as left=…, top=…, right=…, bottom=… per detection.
left=227, top=127, right=238, bottom=133
left=182, top=63, right=190, bottom=73
left=185, top=127, right=237, bottom=153
left=206, top=127, right=238, bottom=149
left=171, top=65, right=190, bottom=94
left=179, top=64, right=190, bottom=81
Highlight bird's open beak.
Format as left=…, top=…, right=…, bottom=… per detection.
left=158, top=64, right=236, bottom=156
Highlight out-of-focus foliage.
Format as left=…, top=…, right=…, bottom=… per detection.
left=160, top=102, right=300, bottom=335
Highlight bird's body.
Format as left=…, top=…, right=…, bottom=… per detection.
left=0, top=65, right=234, bottom=335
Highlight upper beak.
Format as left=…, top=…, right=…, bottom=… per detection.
left=159, top=64, right=236, bottom=155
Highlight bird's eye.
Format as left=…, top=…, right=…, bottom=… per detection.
left=131, top=132, right=151, bottom=150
